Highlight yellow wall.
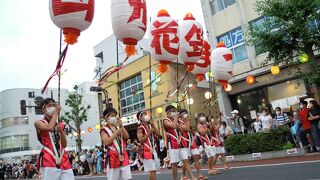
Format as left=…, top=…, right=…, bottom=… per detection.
left=100, top=55, right=219, bottom=135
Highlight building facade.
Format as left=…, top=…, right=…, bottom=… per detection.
left=0, top=82, right=100, bottom=163
left=94, top=35, right=220, bottom=139
left=200, top=0, right=319, bottom=119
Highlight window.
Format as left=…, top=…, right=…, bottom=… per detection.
left=119, top=74, right=145, bottom=116
left=217, top=27, right=248, bottom=64
left=0, top=134, right=29, bottom=154
left=210, top=0, right=236, bottom=15
left=0, top=116, right=28, bottom=129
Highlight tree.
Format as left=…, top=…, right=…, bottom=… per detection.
left=61, top=85, right=91, bottom=152
left=246, top=0, right=320, bottom=84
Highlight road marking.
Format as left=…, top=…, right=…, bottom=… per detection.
left=133, top=160, right=320, bottom=176
left=76, top=160, right=320, bottom=178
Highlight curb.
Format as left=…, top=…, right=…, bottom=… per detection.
left=225, top=147, right=309, bottom=162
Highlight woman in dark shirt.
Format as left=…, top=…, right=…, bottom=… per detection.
left=307, top=100, right=320, bottom=151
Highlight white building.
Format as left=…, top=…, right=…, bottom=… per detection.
left=93, top=34, right=151, bottom=78
left=0, top=82, right=101, bottom=163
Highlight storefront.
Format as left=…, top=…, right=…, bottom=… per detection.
left=229, top=66, right=308, bottom=120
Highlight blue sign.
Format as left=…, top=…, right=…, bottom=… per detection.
left=217, top=26, right=244, bottom=48
left=230, top=27, right=244, bottom=45
left=217, top=33, right=232, bottom=48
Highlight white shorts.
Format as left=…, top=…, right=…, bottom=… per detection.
left=168, top=148, right=181, bottom=164
left=40, top=167, right=74, bottom=180
left=143, top=152, right=160, bottom=173
left=106, top=165, right=132, bottom=180
left=204, top=144, right=215, bottom=158
left=191, top=148, right=200, bottom=156
left=179, top=148, right=189, bottom=160
left=214, top=146, right=226, bottom=154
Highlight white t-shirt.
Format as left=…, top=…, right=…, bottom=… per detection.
left=259, top=115, right=272, bottom=130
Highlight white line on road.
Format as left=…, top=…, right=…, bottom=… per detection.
left=76, top=160, right=320, bottom=178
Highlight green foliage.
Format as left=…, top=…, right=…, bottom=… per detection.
left=60, top=85, right=91, bottom=151
left=245, top=0, right=320, bottom=84
left=225, top=128, right=293, bottom=155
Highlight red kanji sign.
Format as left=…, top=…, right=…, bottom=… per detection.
left=128, top=0, right=147, bottom=32
left=151, top=20, right=179, bottom=55
left=52, top=0, right=94, bottom=22
left=185, top=24, right=203, bottom=57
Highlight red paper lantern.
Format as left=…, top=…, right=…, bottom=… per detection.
left=111, top=0, right=147, bottom=56
left=211, top=42, right=233, bottom=87
left=246, top=75, right=255, bottom=85
left=150, top=9, right=180, bottom=73
left=49, top=0, right=95, bottom=45
left=88, top=127, right=93, bottom=133
left=178, top=13, right=203, bottom=71
left=191, top=40, right=211, bottom=82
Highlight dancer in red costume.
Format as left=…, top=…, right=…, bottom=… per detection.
left=100, top=107, right=131, bottom=180
left=34, top=98, right=74, bottom=180
left=137, top=110, right=161, bottom=180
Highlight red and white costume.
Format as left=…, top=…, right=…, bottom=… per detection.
left=179, top=119, right=192, bottom=159
left=211, top=130, right=225, bottom=154
left=101, top=125, right=131, bottom=180
left=190, top=133, right=200, bottom=156
left=164, top=117, right=182, bottom=164
left=137, top=124, right=160, bottom=172
left=36, top=119, right=74, bottom=180
left=198, top=123, right=215, bottom=158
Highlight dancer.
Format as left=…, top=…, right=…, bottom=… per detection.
left=137, top=110, right=161, bottom=180
left=163, top=105, right=181, bottom=180
left=100, top=107, right=131, bottom=180
left=211, top=121, right=230, bottom=170
left=197, top=113, right=218, bottom=175
left=179, top=109, right=207, bottom=180
left=34, top=98, right=74, bottom=180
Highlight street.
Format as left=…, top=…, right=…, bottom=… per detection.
left=77, top=160, right=320, bottom=180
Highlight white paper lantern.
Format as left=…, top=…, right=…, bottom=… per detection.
left=211, top=42, right=233, bottom=88
left=191, top=40, right=210, bottom=81
left=178, top=13, right=204, bottom=68
left=150, top=9, right=180, bottom=73
left=111, top=0, right=147, bottom=45
left=49, top=0, right=95, bottom=44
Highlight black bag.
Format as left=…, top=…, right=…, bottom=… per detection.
left=195, top=135, right=202, bottom=146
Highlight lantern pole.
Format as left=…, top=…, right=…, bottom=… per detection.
left=116, top=39, right=121, bottom=118
left=148, top=52, right=153, bottom=119
left=187, top=72, right=191, bottom=115
left=176, top=58, right=179, bottom=108
left=58, top=29, right=62, bottom=123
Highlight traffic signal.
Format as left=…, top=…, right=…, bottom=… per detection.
left=20, top=100, right=26, bottom=115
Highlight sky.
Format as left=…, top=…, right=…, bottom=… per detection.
left=0, top=0, right=205, bottom=92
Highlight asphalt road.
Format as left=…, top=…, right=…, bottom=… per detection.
left=77, top=160, right=320, bottom=180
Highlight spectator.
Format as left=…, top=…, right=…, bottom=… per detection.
left=257, top=109, right=273, bottom=133
left=158, top=136, right=167, bottom=166
left=0, top=161, right=5, bottom=180
left=96, top=146, right=103, bottom=175
left=87, top=150, right=95, bottom=176
left=219, top=121, right=233, bottom=140
left=127, top=139, right=134, bottom=159
left=224, top=110, right=245, bottom=134
left=298, top=101, right=313, bottom=148
left=274, top=107, right=290, bottom=128
left=290, top=109, right=302, bottom=146
left=307, top=100, right=320, bottom=151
